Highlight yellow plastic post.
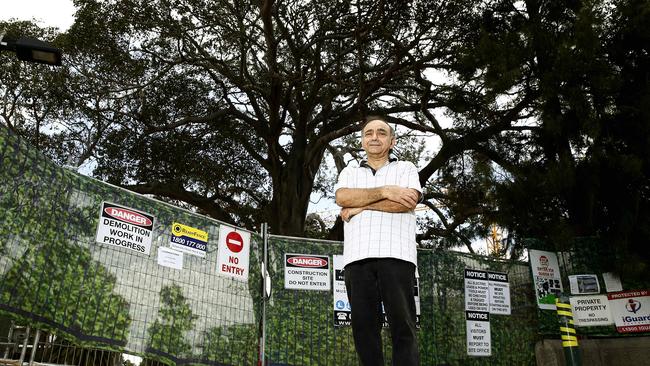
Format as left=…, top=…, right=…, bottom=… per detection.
left=556, top=296, right=582, bottom=366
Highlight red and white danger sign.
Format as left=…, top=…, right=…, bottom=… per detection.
left=95, top=202, right=155, bottom=255
left=216, top=225, right=250, bottom=281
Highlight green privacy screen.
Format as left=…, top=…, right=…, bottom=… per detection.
left=0, top=126, right=262, bottom=365
left=0, top=126, right=540, bottom=365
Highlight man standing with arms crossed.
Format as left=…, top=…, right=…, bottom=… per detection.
left=334, top=115, right=422, bottom=365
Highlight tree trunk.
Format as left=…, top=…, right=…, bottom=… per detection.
left=267, top=148, right=323, bottom=236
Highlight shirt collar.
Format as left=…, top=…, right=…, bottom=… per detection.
left=360, top=157, right=397, bottom=175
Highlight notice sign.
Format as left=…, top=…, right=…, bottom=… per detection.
left=216, top=225, right=250, bottom=281
left=602, top=272, right=623, bottom=292
left=170, top=222, right=208, bottom=257
left=466, top=311, right=491, bottom=356
left=608, top=290, right=650, bottom=333
left=465, top=269, right=489, bottom=312
left=529, top=249, right=563, bottom=310
left=95, top=202, right=154, bottom=255
left=488, top=271, right=511, bottom=315
left=284, top=254, right=330, bottom=291
left=569, top=274, right=600, bottom=295
left=569, top=295, right=613, bottom=327
left=333, top=255, right=351, bottom=326
left=157, top=247, right=183, bottom=270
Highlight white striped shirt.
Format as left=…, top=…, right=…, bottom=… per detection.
left=334, top=160, right=422, bottom=267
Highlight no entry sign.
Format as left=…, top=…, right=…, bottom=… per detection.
left=216, top=225, right=250, bottom=281
left=226, top=231, right=244, bottom=253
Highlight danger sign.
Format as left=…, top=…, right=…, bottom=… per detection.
left=284, top=253, right=330, bottom=291
left=216, top=225, right=250, bottom=281
left=95, top=202, right=155, bottom=255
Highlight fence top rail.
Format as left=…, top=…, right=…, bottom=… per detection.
left=268, top=234, right=343, bottom=245
left=59, top=167, right=262, bottom=237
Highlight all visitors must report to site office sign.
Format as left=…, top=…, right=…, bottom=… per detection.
left=95, top=202, right=155, bottom=255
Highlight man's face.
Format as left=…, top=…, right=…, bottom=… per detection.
left=361, top=119, right=395, bottom=158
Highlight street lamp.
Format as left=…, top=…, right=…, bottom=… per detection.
left=0, top=31, right=62, bottom=66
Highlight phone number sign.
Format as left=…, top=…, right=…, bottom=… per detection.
left=170, top=222, right=208, bottom=257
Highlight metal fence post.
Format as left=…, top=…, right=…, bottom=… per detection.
left=556, top=295, right=582, bottom=366
left=258, top=223, right=269, bottom=366
left=2, top=320, right=14, bottom=359
left=28, top=329, right=40, bottom=366
left=18, top=326, right=30, bottom=364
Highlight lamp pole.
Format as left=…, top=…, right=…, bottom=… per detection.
left=0, top=30, right=62, bottom=66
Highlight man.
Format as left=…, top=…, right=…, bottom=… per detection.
left=334, top=115, right=422, bottom=365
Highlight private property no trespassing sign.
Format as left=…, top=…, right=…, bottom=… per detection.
left=95, top=202, right=155, bottom=255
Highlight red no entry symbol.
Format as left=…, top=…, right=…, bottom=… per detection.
left=226, top=231, right=244, bottom=253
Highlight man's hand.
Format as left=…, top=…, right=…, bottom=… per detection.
left=341, top=207, right=364, bottom=222
left=382, top=186, right=419, bottom=209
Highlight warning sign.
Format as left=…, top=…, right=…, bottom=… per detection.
left=465, top=269, right=489, bottom=312
left=95, top=202, right=155, bottom=255
left=488, top=271, right=511, bottom=315
left=608, top=290, right=650, bottom=333
left=529, top=249, right=563, bottom=310
left=569, top=295, right=613, bottom=327
left=284, top=254, right=330, bottom=291
left=333, top=255, right=351, bottom=326
left=170, top=222, right=208, bottom=257
left=466, top=311, right=491, bottom=356
left=216, top=225, right=250, bottom=281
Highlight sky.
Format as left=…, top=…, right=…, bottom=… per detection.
left=1, top=0, right=76, bottom=31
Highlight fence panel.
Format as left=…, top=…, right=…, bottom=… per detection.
left=1, top=125, right=540, bottom=365
left=0, top=126, right=261, bottom=365
left=264, top=236, right=538, bottom=366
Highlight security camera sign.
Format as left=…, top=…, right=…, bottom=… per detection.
left=216, top=225, right=250, bottom=281
left=95, top=202, right=154, bottom=255
left=608, top=290, right=650, bottom=333
left=529, top=249, right=563, bottom=310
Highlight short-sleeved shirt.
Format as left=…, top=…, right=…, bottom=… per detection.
left=334, top=160, right=422, bottom=267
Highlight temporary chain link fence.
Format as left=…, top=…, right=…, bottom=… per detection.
left=11, top=125, right=644, bottom=365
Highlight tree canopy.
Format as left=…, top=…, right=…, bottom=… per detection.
left=2, top=0, right=649, bottom=277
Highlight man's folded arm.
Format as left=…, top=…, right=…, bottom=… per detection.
left=335, top=187, right=385, bottom=208
left=339, top=188, right=420, bottom=222
left=336, top=186, right=420, bottom=209
left=364, top=199, right=413, bottom=213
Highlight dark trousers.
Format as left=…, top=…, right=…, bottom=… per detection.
left=344, top=258, right=419, bottom=366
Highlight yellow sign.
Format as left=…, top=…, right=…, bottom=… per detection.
left=172, top=222, right=208, bottom=242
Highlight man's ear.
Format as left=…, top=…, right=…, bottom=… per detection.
left=390, top=136, right=396, bottom=148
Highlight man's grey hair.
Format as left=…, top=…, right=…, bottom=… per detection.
left=362, top=115, right=395, bottom=137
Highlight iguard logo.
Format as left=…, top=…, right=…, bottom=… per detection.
left=626, top=299, right=642, bottom=314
